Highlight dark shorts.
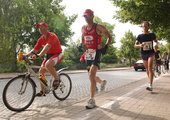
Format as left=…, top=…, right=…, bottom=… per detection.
left=141, top=53, right=154, bottom=61
left=86, top=50, right=101, bottom=72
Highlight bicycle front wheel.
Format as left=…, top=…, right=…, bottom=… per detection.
left=2, top=75, right=36, bottom=112
left=53, top=73, right=72, bottom=101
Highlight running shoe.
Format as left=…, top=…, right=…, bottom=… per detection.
left=85, top=98, right=96, bottom=109
left=101, top=80, right=107, bottom=91
left=146, top=85, right=153, bottom=91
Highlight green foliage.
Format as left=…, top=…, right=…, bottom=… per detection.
left=0, top=0, right=76, bottom=72
left=59, top=42, right=86, bottom=69
left=158, top=43, right=170, bottom=55
left=102, top=47, right=118, bottom=63
left=118, top=30, right=140, bottom=66
left=112, top=0, right=170, bottom=43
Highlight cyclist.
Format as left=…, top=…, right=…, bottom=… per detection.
left=154, top=50, right=162, bottom=74
left=134, top=21, right=158, bottom=91
left=25, top=22, right=63, bottom=96
left=162, top=51, right=169, bottom=70
left=80, top=9, right=112, bottom=109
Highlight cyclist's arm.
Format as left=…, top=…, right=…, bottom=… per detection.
left=38, top=44, right=51, bottom=57
left=25, top=49, right=38, bottom=56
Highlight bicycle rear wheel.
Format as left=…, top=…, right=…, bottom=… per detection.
left=162, top=64, right=166, bottom=74
left=2, top=75, right=36, bottom=112
left=53, top=73, right=72, bottom=101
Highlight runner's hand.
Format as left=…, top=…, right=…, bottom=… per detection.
left=78, top=45, right=83, bottom=52
left=141, top=43, right=145, bottom=48
left=101, top=45, right=108, bottom=54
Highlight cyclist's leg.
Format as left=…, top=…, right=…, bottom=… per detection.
left=45, top=53, right=63, bottom=89
left=36, top=62, right=47, bottom=96
left=45, top=60, right=59, bottom=80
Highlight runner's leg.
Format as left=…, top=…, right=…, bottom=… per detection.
left=86, top=64, right=97, bottom=109
left=148, top=55, right=154, bottom=85
left=143, top=59, right=152, bottom=91
left=95, top=76, right=107, bottom=91
left=89, top=64, right=97, bottom=98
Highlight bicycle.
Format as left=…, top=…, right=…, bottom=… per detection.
left=2, top=52, right=72, bottom=112
left=162, top=60, right=169, bottom=74
left=153, top=61, right=161, bottom=78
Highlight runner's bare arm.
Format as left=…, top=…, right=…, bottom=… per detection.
left=96, top=24, right=112, bottom=45
left=134, top=40, right=143, bottom=48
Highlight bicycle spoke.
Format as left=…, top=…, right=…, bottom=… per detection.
left=53, top=73, right=72, bottom=101
left=3, top=76, right=36, bottom=112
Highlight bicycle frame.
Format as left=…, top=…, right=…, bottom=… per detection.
left=20, top=57, right=68, bottom=94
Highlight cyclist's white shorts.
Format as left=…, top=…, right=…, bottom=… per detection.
left=42, top=53, right=63, bottom=67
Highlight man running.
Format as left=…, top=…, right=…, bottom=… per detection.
left=80, top=9, right=112, bottom=109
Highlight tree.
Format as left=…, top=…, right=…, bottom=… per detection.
left=61, top=41, right=87, bottom=70
left=119, top=30, right=140, bottom=66
left=0, top=0, right=76, bottom=72
left=111, top=0, right=170, bottom=43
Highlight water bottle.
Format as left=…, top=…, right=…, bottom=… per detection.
left=17, top=49, right=24, bottom=62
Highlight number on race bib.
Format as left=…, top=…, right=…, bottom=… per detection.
left=143, top=41, right=153, bottom=51
left=85, top=49, right=96, bottom=60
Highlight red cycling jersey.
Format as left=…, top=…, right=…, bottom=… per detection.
left=34, top=32, right=62, bottom=54
left=81, top=23, right=102, bottom=49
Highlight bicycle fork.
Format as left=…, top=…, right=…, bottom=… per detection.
left=18, top=74, right=30, bottom=95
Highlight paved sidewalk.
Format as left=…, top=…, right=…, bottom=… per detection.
left=43, top=73, right=170, bottom=120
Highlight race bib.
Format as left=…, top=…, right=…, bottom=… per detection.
left=85, top=49, right=96, bottom=60
left=143, top=41, right=153, bottom=51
